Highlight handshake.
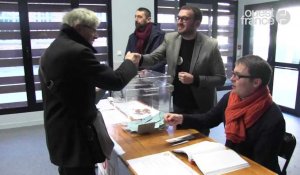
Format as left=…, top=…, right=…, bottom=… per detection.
left=125, top=52, right=141, bottom=66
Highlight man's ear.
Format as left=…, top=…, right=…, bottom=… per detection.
left=253, top=78, right=262, bottom=88
left=194, top=20, right=201, bottom=28
left=74, top=24, right=81, bottom=32
left=74, top=24, right=86, bottom=36
left=147, top=17, right=151, bottom=23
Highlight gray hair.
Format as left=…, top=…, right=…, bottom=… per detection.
left=62, top=8, right=100, bottom=29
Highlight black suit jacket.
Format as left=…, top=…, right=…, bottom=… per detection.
left=39, top=24, right=137, bottom=167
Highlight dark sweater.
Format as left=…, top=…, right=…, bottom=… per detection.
left=181, top=92, right=286, bottom=174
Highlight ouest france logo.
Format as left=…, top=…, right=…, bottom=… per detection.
left=241, top=8, right=291, bottom=25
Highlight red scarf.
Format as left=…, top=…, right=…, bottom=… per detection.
left=134, top=23, right=153, bottom=53
left=225, top=86, right=272, bottom=143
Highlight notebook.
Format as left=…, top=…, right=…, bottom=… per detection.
left=172, top=141, right=249, bottom=175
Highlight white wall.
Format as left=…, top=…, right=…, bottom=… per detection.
left=0, top=111, right=43, bottom=129
left=237, top=0, right=279, bottom=58
left=111, top=0, right=154, bottom=69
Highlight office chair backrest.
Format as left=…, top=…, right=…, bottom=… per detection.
left=278, top=132, right=296, bottom=175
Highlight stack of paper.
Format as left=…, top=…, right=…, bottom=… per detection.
left=123, top=112, right=165, bottom=133
left=114, top=100, right=160, bottom=120
left=96, top=99, right=130, bottom=125
left=192, top=149, right=249, bottom=175
left=173, top=141, right=249, bottom=175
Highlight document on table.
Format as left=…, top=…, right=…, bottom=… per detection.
left=97, top=99, right=130, bottom=125
left=127, top=151, right=198, bottom=175
left=101, top=109, right=130, bottom=125
left=96, top=99, right=115, bottom=111
left=192, top=149, right=249, bottom=175
left=114, top=100, right=160, bottom=120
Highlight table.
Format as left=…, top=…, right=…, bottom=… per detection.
left=98, top=123, right=276, bottom=175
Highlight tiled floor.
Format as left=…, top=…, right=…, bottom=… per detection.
left=0, top=125, right=57, bottom=175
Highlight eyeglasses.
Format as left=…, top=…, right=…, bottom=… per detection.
left=231, top=71, right=254, bottom=79
left=176, top=16, right=192, bottom=23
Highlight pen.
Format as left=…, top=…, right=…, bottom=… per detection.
left=171, top=140, right=189, bottom=146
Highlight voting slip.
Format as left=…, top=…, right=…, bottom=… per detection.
left=123, top=111, right=165, bottom=133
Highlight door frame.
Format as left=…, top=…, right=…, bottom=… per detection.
left=243, top=1, right=300, bottom=116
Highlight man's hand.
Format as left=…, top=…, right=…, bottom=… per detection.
left=178, top=72, right=194, bottom=84
left=164, top=113, right=183, bottom=126
left=125, top=51, right=141, bottom=66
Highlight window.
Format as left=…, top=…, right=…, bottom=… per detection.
left=217, top=1, right=237, bottom=80
left=0, top=0, right=27, bottom=110
left=27, top=0, right=72, bottom=104
left=243, top=1, right=300, bottom=116
left=78, top=0, right=112, bottom=67
left=157, top=0, right=179, bottom=32
left=0, top=0, right=111, bottom=114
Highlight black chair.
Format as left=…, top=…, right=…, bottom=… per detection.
left=278, top=132, right=296, bottom=175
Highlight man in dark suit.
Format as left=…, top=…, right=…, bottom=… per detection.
left=125, top=7, right=166, bottom=73
left=39, top=8, right=139, bottom=175
left=136, top=5, right=226, bottom=135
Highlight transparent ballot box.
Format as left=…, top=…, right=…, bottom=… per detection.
left=133, top=69, right=172, bottom=83
left=112, top=70, right=174, bottom=114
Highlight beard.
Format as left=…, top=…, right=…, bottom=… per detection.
left=135, top=22, right=147, bottom=30
left=178, top=27, right=193, bottom=35
left=177, top=24, right=196, bottom=37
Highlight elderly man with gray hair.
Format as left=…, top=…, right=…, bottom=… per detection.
left=39, top=8, right=140, bottom=175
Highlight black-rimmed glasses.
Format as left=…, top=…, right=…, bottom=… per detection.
left=231, top=71, right=254, bottom=79
left=176, top=16, right=192, bottom=23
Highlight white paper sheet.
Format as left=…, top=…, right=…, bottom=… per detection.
left=192, top=149, right=249, bottom=175
left=96, top=99, right=115, bottom=111
left=127, top=151, right=198, bottom=175
left=101, top=109, right=130, bottom=125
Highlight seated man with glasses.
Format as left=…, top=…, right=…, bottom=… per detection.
left=164, top=55, right=286, bottom=174
left=134, top=5, right=226, bottom=136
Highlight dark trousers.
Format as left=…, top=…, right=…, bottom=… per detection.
left=173, top=103, right=210, bottom=136
left=58, top=166, right=96, bottom=175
